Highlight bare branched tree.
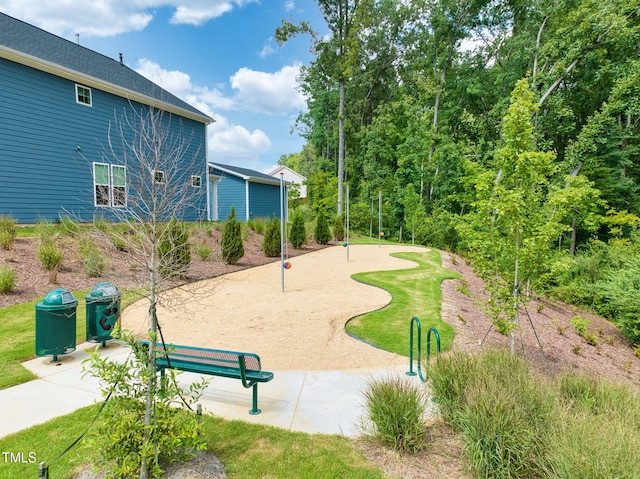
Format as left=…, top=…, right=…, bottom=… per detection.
left=91, top=103, right=209, bottom=479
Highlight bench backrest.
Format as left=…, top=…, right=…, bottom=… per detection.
left=150, top=343, right=262, bottom=372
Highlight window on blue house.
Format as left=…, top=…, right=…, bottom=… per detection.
left=191, top=175, right=202, bottom=188
left=93, top=163, right=110, bottom=206
left=76, top=84, right=92, bottom=106
left=93, top=163, right=127, bottom=207
left=154, top=170, right=165, bottom=184
left=111, top=165, right=127, bottom=207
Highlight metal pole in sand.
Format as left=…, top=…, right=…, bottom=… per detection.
left=345, top=185, right=350, bottom=263
left=280, top=172, right=285, bottom=292
left=378, top=191, right=382, bottom=248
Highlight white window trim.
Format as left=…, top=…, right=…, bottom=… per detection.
left=191, top=175, right=202, bottom=188
left=75, top=84, right=92, bottom=107
left=92, top=162, right=127, bottom=208
left=93, top=162, right=110, bottom=207
left=154, top=170, right=165, bottom=184
left=110, top=164, right=127, bottom=208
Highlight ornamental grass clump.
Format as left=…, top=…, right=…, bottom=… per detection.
left=0, top=266, right=16, bottom=293
left=0, top=215, right=17, bottom=250
left=360, top=374, right=428, bottom=454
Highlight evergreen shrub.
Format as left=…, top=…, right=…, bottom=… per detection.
left=333, top=215, right=345, bottom=241
left=289, top=211, right=307, bottom=249
left=221, top=207, right=244, bottom=265
left=157, top=219, right=191, bottom=279
left=263, top=218, right=281, bottom=257
left=314, top=212, right=330, bottom=245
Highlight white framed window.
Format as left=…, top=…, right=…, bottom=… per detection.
left=93, top=163, right=110, bottom=206
left=154, top=170, right=165, bottom=184
left=92, top=163, right=127, bottom=207
left=76, top=84, right=92, bottom=106
left=191, top=175, right=202, bottom=188
left=111, top=165, right=127, bottom=207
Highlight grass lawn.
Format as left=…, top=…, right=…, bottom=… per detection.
left=0, top=406, right=386, bottom=479
left=346, top=248, right=461, bottom=357
left=0, top=290, right=89, bottom=389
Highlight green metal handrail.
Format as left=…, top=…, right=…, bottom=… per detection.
left=406, top=316, right=441, bottom=383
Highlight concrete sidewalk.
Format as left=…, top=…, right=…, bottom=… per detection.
left=0, top=340, right=413, bottom=440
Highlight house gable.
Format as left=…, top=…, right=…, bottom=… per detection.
left=0, top=13, right=211, bottom=224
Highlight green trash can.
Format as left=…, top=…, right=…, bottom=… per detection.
left=35, top=289, right=78, bottom=362
left=85, top=282, right=121, bottom=346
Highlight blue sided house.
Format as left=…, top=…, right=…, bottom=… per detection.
left=0, top=12, right=213, bottom=224
left=209, top=163, right=286, bottom=222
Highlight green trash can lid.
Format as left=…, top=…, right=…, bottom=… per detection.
left=41, top=288, right=78, bottom=306
left=87, top=282, right=119, bottom=300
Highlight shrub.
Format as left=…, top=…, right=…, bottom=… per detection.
left=289, top=210, right=307, bottom=249
left=314, top=212, right=330, bottom=245
left=221, top=207, right=244, bottom=265
left=262, top=218, right=281, bottom=257
left=157, top=219, right=191, bottom=279
left=195, top=243, right=213, bottom=261
left=426, top=350, right=553, bottom=478
left=333, top=215, right=345, bottom=241
left=0, top=215, right=17, bottom=250
left=84, top=332, right=206, bottom=478
left=570, top=315, right=590, bottom=336
left=360, top=374, right=428, bottom=453
left=79, top=238, right=105, bottom=277
left=0, top=266, right=16, bottom=293
left=60, top=215, right=79, bottom=236
left=247, top=217, right=267, bottom=235
left=36, top=241, right=63, bottom=271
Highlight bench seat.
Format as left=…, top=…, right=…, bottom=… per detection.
left=141, top=341, right=274, bottom=414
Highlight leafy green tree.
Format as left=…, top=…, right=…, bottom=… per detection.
left=403, top=183, right=426, bottom=245
left=464, top=79, right=564, bottom=351
left=221, top=206, right=244, bottom=265
left=263, top=218, right=281, bottom=257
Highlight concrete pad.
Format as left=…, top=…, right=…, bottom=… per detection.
left=0, top=379, right=99, bottom=438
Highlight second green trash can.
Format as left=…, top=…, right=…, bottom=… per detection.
left=86, top=282, right=121, bottom=347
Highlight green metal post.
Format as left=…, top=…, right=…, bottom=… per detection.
left=426, top=327, right=441, bottom=360
left=249, top=384, right=261, bottom=415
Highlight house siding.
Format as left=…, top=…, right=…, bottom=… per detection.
left=248, top=182, right=281, bottom=219
left=213, top=170, right=247, bottom=221
left=0, top=57, right=208, bottom=223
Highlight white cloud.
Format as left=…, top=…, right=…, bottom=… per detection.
left=259, top=38, right=277, bottom=59
left=208, top=114, right=271, bottom=154
left=134, top=60, right=271, bottom=157
left=284, top=1, right=295, bottom=12
left=0, top=0, right=256, bottom=36
left=230, top=65, right=306, bottom=115
left=135, top=59, right=233, bottom=115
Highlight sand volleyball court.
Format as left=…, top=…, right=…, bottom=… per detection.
left=122, top=244, right=429, bottom=371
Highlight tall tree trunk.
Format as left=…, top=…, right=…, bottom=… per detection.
left=140, top=267, right=158, bottom=479
left=338, top=79, right=345, bottom=216
left=570, top=216, right=578, bottom=255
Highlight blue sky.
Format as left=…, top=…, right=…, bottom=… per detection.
left=0, top=0, right=327, bottom=173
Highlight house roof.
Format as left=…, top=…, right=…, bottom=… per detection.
left=267, top=165, right=307, bottom=181
left=0, top=12, right=213, bottom=124
left=209, top=163, right=283, bottom=186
